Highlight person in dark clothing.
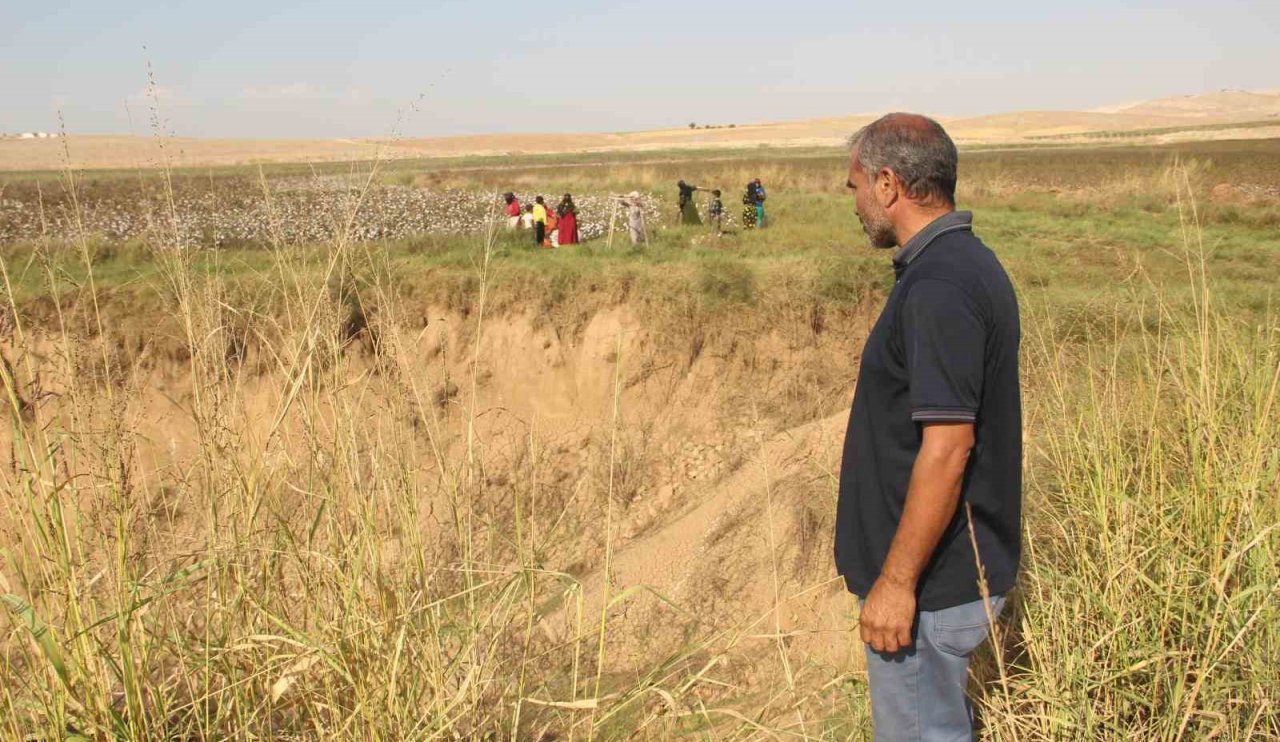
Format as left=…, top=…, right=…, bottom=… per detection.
left=837, top=113, right=1021, bottom=740
left=752, top=178, right=767, bottom=227
left=676, top=180, right=706, bottom=225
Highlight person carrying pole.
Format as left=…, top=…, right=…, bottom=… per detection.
left=619, top=191, right=647, bottom=245
left=676, top=180, right=707, bottom=225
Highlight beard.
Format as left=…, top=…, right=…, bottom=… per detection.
left=859, top=210, right=898, bottom=249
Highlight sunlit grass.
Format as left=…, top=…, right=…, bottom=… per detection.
left=0, top=143, right=1277, bottom=739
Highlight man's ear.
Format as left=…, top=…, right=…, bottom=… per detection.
left=874, top=168, right=900, bottom=209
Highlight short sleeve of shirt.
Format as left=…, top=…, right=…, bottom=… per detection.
left=900, top=279, right=986, bottom=423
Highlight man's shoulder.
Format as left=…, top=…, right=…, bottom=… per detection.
left=904, top=233, right=1015, bottom=314
left=914, top=230, right=1009, bottom=283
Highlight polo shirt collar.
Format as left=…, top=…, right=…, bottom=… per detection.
left=892, top=210, right=973, bottom=274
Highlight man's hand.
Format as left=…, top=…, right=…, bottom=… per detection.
left=858, top=422, right=973, bottom=654
left=859, top=576, right=917, bottom=653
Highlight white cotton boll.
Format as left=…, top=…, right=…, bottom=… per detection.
left=0, top=178, right=668, bottom=249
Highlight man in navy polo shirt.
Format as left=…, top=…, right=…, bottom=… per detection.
left=836, top=113, right=1021, bottom=740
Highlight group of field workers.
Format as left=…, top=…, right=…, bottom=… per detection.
left=677, top=178, right=768, bottom=235
left=503, top=192, right=580, bottom=247
left=499, top=177, right=768, bottom=249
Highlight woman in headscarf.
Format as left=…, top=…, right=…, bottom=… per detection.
left=677, top=180, right=705, bottom=225
left=557, top=194, right=579, bottom=245
left=503, top=192, right=522, bottom=230
left=741, top=183, right=758, bottom=230
left=752, top=178, right=767, bottom=228
left=621, top=191, right=646, bottom=245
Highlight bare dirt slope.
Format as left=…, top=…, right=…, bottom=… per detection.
left=549, top=407, right=857, bottom=677
left=4, top=89, right=1279, bottom=171
left=456, top=304, right=862, bottom=677
left=2, top=295, right=869, bottom=698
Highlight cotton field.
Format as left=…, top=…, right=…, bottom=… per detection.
left=0, top=175, right=666, bottom=247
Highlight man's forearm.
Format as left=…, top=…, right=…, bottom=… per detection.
left=879, top=430, right=972, bottom=588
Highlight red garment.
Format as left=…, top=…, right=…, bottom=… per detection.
left=558, top=211, right=578, bottom=244
left=505, top=200, right=522, bottom=217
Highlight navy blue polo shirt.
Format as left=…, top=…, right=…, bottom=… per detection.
left=834, top=211, right=1022, bottom=611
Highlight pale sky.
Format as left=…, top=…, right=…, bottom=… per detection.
left=2, top=0, right=1277, bottom=138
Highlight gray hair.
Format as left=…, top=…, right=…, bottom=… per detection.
left=849, top=114, right=958, bottom=206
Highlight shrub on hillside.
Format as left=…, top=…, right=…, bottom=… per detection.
left=698, top=260, right=756, bottom=305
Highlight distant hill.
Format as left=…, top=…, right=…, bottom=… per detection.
left=3, top=89, right=1279, bottom=171
left=1092, top=89, right=1280, bottom=119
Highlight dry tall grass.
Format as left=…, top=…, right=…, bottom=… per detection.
left=973, top=175, right=1280, bottom=738
left=1, top=144, right=1277, bottom=741
left=0, top=141, right=856, bottom=739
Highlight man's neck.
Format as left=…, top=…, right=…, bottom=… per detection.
left=894, top=206, right=954, bottom=249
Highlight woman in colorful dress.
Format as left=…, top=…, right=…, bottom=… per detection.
left=557, top=194, right=579, bottom=245
left=741, top=184, right=758, bottom=229
left=544, top=202, right=559, bottom=247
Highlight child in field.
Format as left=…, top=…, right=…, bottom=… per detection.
left=708, top=190, right=725, bottom=235
left=521, top=204, right=534, bottom=230
left=532, top=197, right=548, bottom=246
left=545, top=203, right=559, bottom=247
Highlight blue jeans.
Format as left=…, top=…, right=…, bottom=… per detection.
left=862, top=595, right=1006, bottom=741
